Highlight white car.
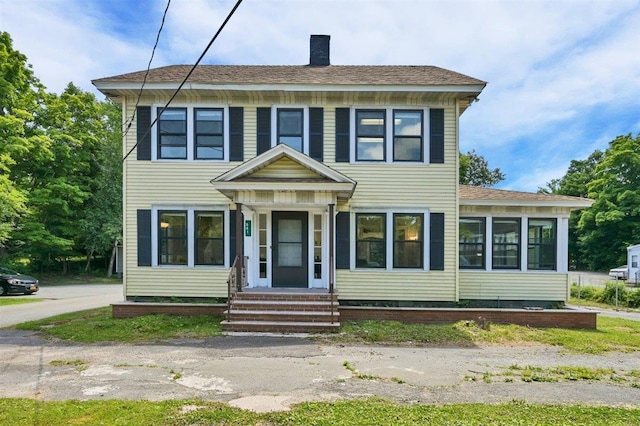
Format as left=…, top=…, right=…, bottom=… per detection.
left=608, top=265, right=628, bottom=280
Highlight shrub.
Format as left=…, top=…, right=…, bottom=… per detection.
left=627, top=289, right=640, bottom=309
left=598, top=282, right=628, bottom=305
left=571, top=284, right=603, bottom=302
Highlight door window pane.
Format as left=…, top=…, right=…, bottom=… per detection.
left=356, top=213, right=386, bottom=268
left=278, top=219, right=302, bottom=267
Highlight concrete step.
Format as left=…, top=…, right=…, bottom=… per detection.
left=221, top=320, right=340, bottom=333
left=233, top=292, right=337, bottom=302
left=224, top=309, right=339, bottom=323
left=230, top=300, right=339, bottom=311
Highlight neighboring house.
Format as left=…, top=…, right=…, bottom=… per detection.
left=93, top=35, right=593, bottom=331
left=627, top=244, right=640, bottom=284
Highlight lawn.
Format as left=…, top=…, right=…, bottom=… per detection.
left=0, top=297, right=42, bottom=307
left=0, top=398, right=638, bottom=425
left=12, top=307, right=640, bottom=353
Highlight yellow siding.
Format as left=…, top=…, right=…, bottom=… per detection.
left=123, top=97, right=459, bottom=299
left=459, top=272, right=569, bottom=301
left=337, top=270, right=456, bottom=301
left=251, top=157, right=322, bottom=179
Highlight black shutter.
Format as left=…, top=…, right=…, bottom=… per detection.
left=336, top=212, right=350, bottom=269
left=430, top=108, right=445, bottom=164
left=430, top=212, right=445, bottom=271
left=335, top=108, right=350, bottom=162
left=229, top=210, right=237, bottom=263
left=256, top=107, right=271, bottom=155
left=309, top=107, right=324, bottom=161
left=137, top=209, right=152, bottom=266
left=136, top=106, right=151, bottom=160
left=229, top=107, right=244, bottom=161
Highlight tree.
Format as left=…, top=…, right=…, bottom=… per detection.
left=578, top=134, right=640, bottom=270
left=0, top=32, right=45, bottom=248
left=459, top=150, right=505, bottom=187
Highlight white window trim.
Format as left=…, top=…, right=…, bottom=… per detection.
left=270, top=105, right=310, bottom=155
left=151, top=103, right=230, bottom=162
left=349, top=207, right=430, bottom=271
left=349, top=106, right=430, bottom=164
left=151, top=204, right=230, bottom=268
left=460, top=214, right=569, bottom=273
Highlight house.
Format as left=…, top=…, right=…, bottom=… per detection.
left=627, top=244, right=640, bottom=284
left=93, top=35, right=594, bottom=331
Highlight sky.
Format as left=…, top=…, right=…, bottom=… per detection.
left=1, top=0, right=639, bottom=192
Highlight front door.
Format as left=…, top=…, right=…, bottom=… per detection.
left=272, top=211, right=308, bottom=288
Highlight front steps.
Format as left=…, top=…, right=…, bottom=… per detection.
left=221, top=291, right=340, bottom=333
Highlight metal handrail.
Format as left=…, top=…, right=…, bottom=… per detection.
left=226, top=255, right=240, bottom=322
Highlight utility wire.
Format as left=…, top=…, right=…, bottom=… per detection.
left=121, top=0, right=172, bottom=139
left=122, top=0, right=244, bottom=162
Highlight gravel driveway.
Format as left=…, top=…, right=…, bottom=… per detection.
left=1, top=330, right=638, bottom=412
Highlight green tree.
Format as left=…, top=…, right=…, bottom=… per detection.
left=0, top=31, right=46, bottom=248
left=459, top=149, right=505, bottom=187
left=578, top=134, right=640, bottom=270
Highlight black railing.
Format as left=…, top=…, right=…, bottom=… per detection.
left=226, top=255, right=246, bottom=321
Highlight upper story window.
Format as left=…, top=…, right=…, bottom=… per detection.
left=459, top=217, right=485, bottom=269
left=394, top=110, right=423, bottom=161
left=528, top=219, right=556, bottom=270
left=492, top=218, right=521, bottom=269
left=153, top=105, right=229, bottom=161
left=194, top=109, right=224, bottom=160
left=356, top=110, right=386, bottom=161
left=158, top=108, right=187, bottom=159
left=351, top=108, right=428, bottom=163
left=277, top=108, right=304, bottom=152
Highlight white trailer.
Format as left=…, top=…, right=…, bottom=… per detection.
left=628, top=244, right=640, bottom=285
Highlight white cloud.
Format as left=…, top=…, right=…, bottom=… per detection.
left=1, top=0, right=638, bottom=190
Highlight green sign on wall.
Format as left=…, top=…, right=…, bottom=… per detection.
left=245, top=220, right=252, bottom=237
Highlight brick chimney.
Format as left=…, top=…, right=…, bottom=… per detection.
left=309, top=35, right=330, bottom=66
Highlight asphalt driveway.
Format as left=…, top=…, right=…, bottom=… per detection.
left=0, top=284, right=123, bottom=327
left=0, top=330, right=639, bottom=412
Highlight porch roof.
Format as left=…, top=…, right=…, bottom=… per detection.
left=211, top=144, right=357, bottom=201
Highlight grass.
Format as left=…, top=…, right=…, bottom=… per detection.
left=13, top=307, right=223, bottom=343
left=11, top=307, right=640, bottom=353
left=38, top=273, right=122, bottom=286
left=0, top=398, right=639, bottom=425
left=0, top=297, right=42, bottom=307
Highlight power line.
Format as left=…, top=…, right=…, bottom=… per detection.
left=122, top=0, right=244, bottom=162
left=121, top=0, right=172, bottom=139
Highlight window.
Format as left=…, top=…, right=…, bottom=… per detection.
left=158, top=108, right=187, bottom=159
left=356, top=214, right=386, bottom=268
left=194, top=109, right=223, bottom=159
left=632, top=255, right=638, bottom=268
left=528, top=219, right=556, bottom=270
left=394, top=214, right=423, bottom=268
left=195, top=212, right=224, bottom=265
left=393, top=110, right=423, bottom=161
left=459, top=218, right=485, bottom=269
left=158, top=211, right=187, bottom=265
left=155, top=208, right=226, bottom=267
left=356, top=110, right=386, bottom=161
left=277, top=108, right=304, bottom=152
left=492, top=218, right=520, bottom=269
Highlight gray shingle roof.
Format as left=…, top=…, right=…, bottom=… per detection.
left=459, top=185, right=593, bottom=206
left=92, top=65, right=486, bottom=87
